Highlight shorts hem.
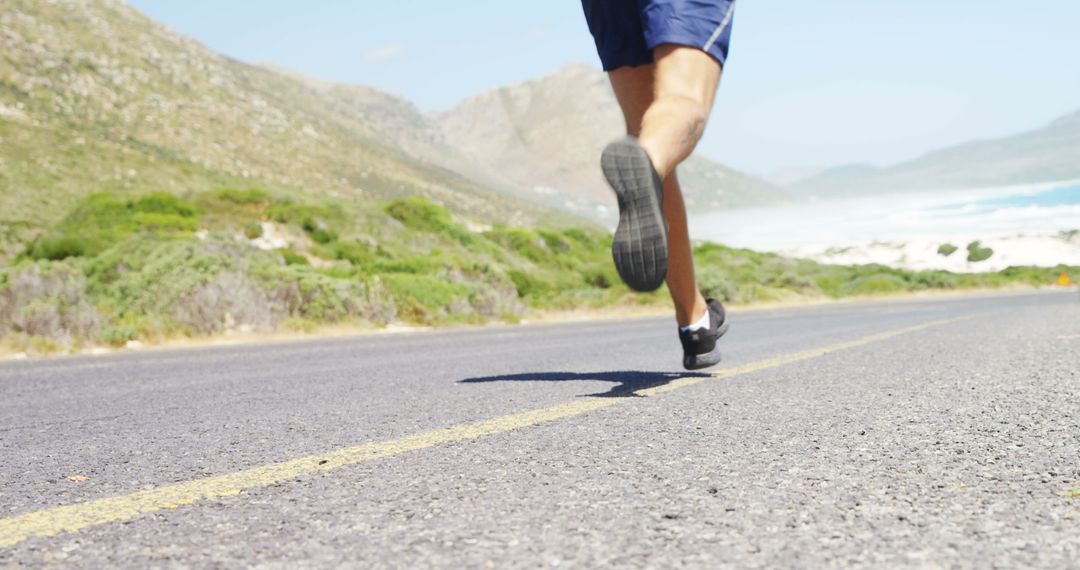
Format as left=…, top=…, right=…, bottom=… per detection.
left=645, top=33, right=728, bottom=67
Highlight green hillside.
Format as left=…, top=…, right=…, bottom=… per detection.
left=0, top=0, right=565, bottom=259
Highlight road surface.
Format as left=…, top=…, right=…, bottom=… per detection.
left=1, top=290, right=1078, bottom=567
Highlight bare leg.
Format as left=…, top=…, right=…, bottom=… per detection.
left=639, top=45, right=722, bottom=180
left=608, top=60, right=712, bottom=326
left=659, top=170, right=707, bottom=326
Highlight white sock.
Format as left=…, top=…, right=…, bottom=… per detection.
left=679, top=310, right=710, bottom=333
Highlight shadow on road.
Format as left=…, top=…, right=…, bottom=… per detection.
left=459, top=371, right=709, bottom=398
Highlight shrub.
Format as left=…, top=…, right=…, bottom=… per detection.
left=538, top=230, right=571, bottom=253
left=216, top=188, right=270, bottom=205
left=131, top=212, right=199, bottom=232
left=293, top=214, right=338, bottom=244
left=278, top=248, right=310, bottom=266
left=28, top=235, right=90, bottom=261
left=380, top=273, right=471, bottom=324
left=485, top=227, right=548, bottom=262
left=767, top=272, right=814, bottom=289
left=910, top=270, right=956, bottom=289
left=266, top=202, right=342, bottom=231
left=310, top=228, right=337, bottom=244
left=97, top=324, right=138, bottom=346
left=244, top=222, right=264, bottom=240
left=374, top=255, right=438, bottom=274
left=561, top=227, right=601, bottom=248
left=0, top=262, right=101, bottom=343
left=846, top=273, right=908, bottom=295
left=506, top=269, right=551, bottom=299
left=23, top=192, right=202, bottom=259
left=966, top=241, right=994, bottom=263
left=131, top=192, right=198, bottom=218
left=583, top=266, right=616, bottom=289
left=332, top=241, right=375, bottom=266
left=937, top=243, right=958, bottom=257
left=384, top=197, right=473, bottom=244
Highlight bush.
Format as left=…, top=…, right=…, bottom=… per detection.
left=583, top=266, right=616, bottom=289
left=310, top=228, right=337, bottom=244
left=846, top=273, right=908, bottom=295
left=0, top=262, right=101, bottom=343
left=767, top=272, right=814, bottom=289
left=332, top=241, right=375, bottom=266
left=97, top=324, right=138, bottom=346
left=910, top=270, right=956, bottom=289
left=216, top=188, right=270, bottom=205
left=131, top=192, right=198, bottom=218
left=374, top=255, right=438, bottom=274
left=244, top=222, right=264, bottom=240
left=937, top=243, right=958, bottom=257
left=295, top=214, right=337, bottom=244
left=132, top=212, right=199, bottom=232
left=380, top=273, right=471, bottom=324
left=966, top=241, right=994, bottom=263
left=507, top=269, right=551, bottom=299
left=485, top=227, right=548, bottom=262
left=23, top=192, right=202, bottom=259
left=278, top=249, right=309, bottom=266
left=28, top=235, right=90, bottom=261
left=384, top=197, right=473, bottom=244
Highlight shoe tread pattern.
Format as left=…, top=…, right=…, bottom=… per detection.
left=601, top=137, right=668, bottom=292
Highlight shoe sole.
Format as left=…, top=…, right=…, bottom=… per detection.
left=682, top=320, right=731, bottom=370
left=601, top=138, right=668, bottom=292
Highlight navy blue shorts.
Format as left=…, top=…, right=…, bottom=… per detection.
left=582, top=0, right=736, bottom=71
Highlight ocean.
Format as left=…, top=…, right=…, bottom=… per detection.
left=689, top=180, right=1080, bottom=250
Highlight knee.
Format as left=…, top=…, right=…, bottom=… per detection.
left=673, top=94, right=709, bottom=128
left=654, top=93, right=708, bottom=128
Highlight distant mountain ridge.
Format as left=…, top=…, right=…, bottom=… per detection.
left=790, top=108, right=1080, bottom=196
left=438, top=64, right=787, bottom=222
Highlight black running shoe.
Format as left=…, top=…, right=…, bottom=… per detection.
left=679, top=299, right=730, bottom=370
left=601, top=136, right=668, bottom=292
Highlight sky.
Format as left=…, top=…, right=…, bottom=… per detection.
left=130, top=0, right=1080, bottom=178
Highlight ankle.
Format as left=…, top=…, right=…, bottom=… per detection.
left=676, top=294, right=709, bottom=327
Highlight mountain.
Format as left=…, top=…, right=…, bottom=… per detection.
left=0, top=0, right=781, bottom=259
left=438, top=64, right=787, bottom=222
left=790, top=109, right=1080, bottom=196
left=0, top=0, right=560, bottom=236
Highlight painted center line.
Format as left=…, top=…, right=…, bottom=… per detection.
left=0, top=318, right=958, bottom=548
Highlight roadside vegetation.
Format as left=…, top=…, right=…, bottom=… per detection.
left=1, top=189, right=1076, bottom=355
left=937, top=243, right=958, bottom=257
left=966, top=240, right=995, bottom=263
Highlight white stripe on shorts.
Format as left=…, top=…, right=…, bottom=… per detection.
left=702, top=1, right=735, bottom=52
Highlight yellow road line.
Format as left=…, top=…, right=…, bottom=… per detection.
left=0, top=318, right=957, bottom=548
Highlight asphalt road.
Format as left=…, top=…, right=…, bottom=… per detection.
left=1, top=289, right=1078, bottom=568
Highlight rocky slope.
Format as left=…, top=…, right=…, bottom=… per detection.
left=0, top=0, right=554, bottom=236
left=439, top=64, right=787, bottom=222
left=0, top=0, right=783, bottom=257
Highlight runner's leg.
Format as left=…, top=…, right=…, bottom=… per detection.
left=609, top=64, right=708, bottom=326
left=638, top=44, right=722, bottom=180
